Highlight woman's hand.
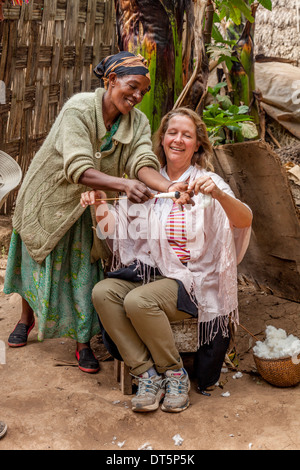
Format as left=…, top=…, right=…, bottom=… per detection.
left=80, top=190, right=107, bottom=209
left=189, top=175, right=222, bottom=199
left=167, top=182, right=195, bottom=206
left=79, top=169, right=151, bottom=204
left=80, top=190, right=116, bottom=236
left=122, top=178, right=153, bottom=203
left=189, top=176, right=252, bottom=228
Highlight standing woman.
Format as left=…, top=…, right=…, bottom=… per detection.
left=4, top=52, right=189, bottom=373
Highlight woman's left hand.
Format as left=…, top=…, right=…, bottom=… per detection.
left=189, top=175, right=222, bottom=199
left=80, top=190, right=107, bottom=208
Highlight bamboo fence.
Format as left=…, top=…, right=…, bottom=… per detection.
left=0, top=0, right=117, bottom=215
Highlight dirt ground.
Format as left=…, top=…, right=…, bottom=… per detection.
left=0, top=218, right=300, bottom=451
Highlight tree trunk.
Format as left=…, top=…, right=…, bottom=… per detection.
left=229, top=3, right=259, bottom=120
left=114, top=0, right=208, bottom=131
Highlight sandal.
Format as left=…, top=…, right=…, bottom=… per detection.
left=8, top=319, right=35, bottom=347
left=75, top=347, right=100, bottom=374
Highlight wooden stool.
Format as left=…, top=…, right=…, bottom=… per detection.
left=114, top=358, right=133, bottom=395
left=114, top=317, right=198, bottom=395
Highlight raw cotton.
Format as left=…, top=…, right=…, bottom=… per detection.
left=253, top=326, right=300, bottom=359
left=172, top=434, right=184, bottom=446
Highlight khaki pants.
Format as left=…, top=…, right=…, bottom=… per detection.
left=92, top=277, right=191, bottom=376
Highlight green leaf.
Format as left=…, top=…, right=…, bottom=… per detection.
left=231, top=0, right=255, bottom=22
left=224, top=55, right=234, bottom=71
left=209, top=134, right=224, bottom=145
left=213, top=11, right=220, bottom=23
left=228, top=104, right=240, bottom=114
left=258, top=0, right=272, bottom=11
left=208, top=82, right=227, bottom=97
left=208, top=127, right=226, bottom=146
left=205, top=103, right=219, bottom=110
left=211, top=25, right=225, bottom=43
left=228, top=4, right=241, bottom=25
left=217, top=94, right=233, bottom=110
left=204, top=103, right=221, bottom=116
left=238, top=105, right=250, bottom=114
left=227, top=124, right=242, bottom=132
left=240, top=121, right=259, bottom=139
left=215, top=81, right=228, bottom=90
left=207, top=44, right=233, bottom=60
left=219, top=5, right=230, bottom=21
left=229, top=115, right=253, bottom=122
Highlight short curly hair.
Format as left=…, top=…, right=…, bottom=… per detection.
left=153, top=107, right=214, bottom=171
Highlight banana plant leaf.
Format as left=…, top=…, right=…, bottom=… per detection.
left=229, top=3, right=259, bottom=123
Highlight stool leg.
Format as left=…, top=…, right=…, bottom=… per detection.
left=121, top=361, right=133, bottom=395
left=114, top=358, right=121, bottom=382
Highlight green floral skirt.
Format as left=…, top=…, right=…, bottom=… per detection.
left=4, top=209, right=103, bottom=343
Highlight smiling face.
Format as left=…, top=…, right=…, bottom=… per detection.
left=162, top=115, right=200, bottom=174
left=109, top=73, right=150, bottom=114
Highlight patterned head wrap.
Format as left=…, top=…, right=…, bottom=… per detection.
left=94, top=51, right=151, bottom=90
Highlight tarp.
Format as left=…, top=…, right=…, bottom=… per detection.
left=213, top=140, right=300, bottom=303
left=255, top=62, right=300, bottom=139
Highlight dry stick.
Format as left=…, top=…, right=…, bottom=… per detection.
left=238, top=323, right=259, bottom=342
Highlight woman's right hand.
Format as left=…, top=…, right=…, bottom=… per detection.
left=167, top=182, right=195, bottom=206
left=122, top=178, right=152, bottom=203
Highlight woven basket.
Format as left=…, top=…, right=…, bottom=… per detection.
left=253, top=354, right=300, bottom=387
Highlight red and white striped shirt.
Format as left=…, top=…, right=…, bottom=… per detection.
left=165, top=203, right=190, bottom=262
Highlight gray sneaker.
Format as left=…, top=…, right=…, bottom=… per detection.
left=131, top=373, right=165, bottom=412
left=0, top=421, right=7, bottom=439
left=161, top=368, right=190, bottom=413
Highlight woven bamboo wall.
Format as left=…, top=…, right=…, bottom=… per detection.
left=0, top=0, right=118, bottom=215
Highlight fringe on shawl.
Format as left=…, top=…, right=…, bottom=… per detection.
left=197, top=308, right=239, bottom=348
left=111, top=251, right=199, bottom=305
left=110, top=253, right=156, bottom=282
left=110, top=253, right=173, bottom=284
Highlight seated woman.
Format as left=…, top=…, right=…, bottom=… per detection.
left=80, top=107, right=252, bottom=413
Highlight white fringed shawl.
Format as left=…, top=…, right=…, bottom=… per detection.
left=110, top=166, right=251, bottom=345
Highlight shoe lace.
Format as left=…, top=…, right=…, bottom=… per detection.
left=165, top=376, right=188, bottom=396
left=133, top=375, right=165, bottom=396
